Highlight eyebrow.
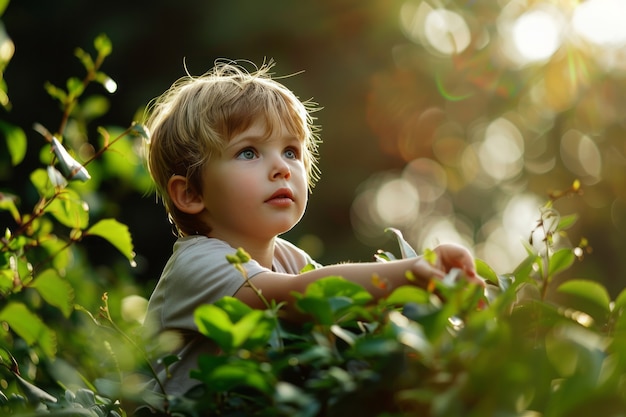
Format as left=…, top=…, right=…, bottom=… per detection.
left=226, top=132, right=301, bottom=149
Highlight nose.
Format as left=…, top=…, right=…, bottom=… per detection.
left=270, top=155, right=291, bottom=180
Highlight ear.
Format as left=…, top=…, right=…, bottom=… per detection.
left=167, top=175, right=205, bottom=214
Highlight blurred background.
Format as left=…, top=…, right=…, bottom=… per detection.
left=2, top=0, right=626, bottom=298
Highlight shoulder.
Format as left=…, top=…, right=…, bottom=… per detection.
left=274, top=237, right=321, bottom=273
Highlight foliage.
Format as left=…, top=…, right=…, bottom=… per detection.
left=2, top=15, right=626, bottom=417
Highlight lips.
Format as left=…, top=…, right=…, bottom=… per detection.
left=266, top=188, right=294, bottom=204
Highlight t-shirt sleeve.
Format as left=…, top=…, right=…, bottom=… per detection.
left=149, top=237, right=269, bottom=331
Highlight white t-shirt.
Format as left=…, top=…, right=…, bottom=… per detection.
left=144, top=235, right=319, bottom=395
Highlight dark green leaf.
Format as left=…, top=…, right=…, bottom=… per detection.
left=296, top=297, right=334, bottom=325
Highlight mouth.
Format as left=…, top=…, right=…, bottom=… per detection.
left=266, top=188, right=294, bottom=203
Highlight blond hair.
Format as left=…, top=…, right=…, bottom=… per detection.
left=145, top=60, right=321, bottom=236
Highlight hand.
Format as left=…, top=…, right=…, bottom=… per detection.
left=433, top=243, right=484, bottom=286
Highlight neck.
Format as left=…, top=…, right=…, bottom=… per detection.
left=209, top=233, right=276, bottom=269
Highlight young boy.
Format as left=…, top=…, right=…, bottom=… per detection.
left=143, top=60, right=480, bottom=394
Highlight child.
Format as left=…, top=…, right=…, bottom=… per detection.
left=143, top=60, right=480, bottom=395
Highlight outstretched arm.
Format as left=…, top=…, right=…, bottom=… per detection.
left=234, top=243, right=481, bottom=313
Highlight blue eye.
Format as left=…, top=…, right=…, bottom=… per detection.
left=237, top=148, right=257, bottom=160
left=284, top=148, right=298, bottom=159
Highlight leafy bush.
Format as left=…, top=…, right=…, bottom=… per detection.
left=2, top=24, right=626, bottom=417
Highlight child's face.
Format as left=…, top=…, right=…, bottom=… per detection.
left=198, top=117, right=308, bottom=245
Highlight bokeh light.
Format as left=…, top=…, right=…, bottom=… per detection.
left=357, top=0, right=626, bottom=285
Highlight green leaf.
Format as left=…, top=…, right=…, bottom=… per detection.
left=193, top=356, right=272, bottom=394
left=548, top=248, right=575, bottom=277
left=613, top=288, right=626, bottom=313
left=0, top=192, right=20, bottom=223
left=296, top=297, right=334, bottom=325
left=231, top=309, right=274, bottom=349
left=85, top=218, right=135, bottom=263
left=0, top=120, right=27, bottom=166
left=94, top=33, right=112, bottom=58
left=557, top=279, right=611, bottom=323
left=0, top=302, right=56, bottom=357
left=0, top=0, right=10, bottom=16
left=81, top=95, right=110, bottom=120
left=30, top=168, right=55, bottom=198
left=214, top=296, right=253, bottom=322
left=44, top=81, right=67, bottom=103
left=45, top=188, right=89, bottom=229
left=302, top=276, right=372, bottom=305
left=194, top=304, right=234, bottom=352
left=74, top=47, right=94, bottom=71
left=385, top=285, right=430, bottom=305
left=513, top=252, right=540, bottom=283
left=385, top=227, right=418, bottom=258
left=211, top=299, right=275, bottom=350
left=475, top=258, right=499, bottom=285
left=66, top=76, right=84, bottom=97
left=557, top=214, right=578, bottom=232
left=31, top=269, right=74, bottom=318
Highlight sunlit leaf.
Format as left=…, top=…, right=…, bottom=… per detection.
left=214, top=296, right=253, bottom=322
left=0, top=302, right=56, bottom=357
left=385, top=227, right=418, bottom=258
left=194, top=304, right=234, bottom=352
left=45, top=188, right=89, bottom=229
left=613, top=288, right=626, bottom=314
left=0, top=192, right=20, bottom=223
left=0, top=120, right=26, bottom=166
left=385, top=285, right=430, bottom=305
left=557, top=279, right=611, bottom=323
left=85, top=218, right=135, bottom=263
left=302, top=276, right=372, bottom=305
left=231, top=309, right=274, bottom=349
left=30, top=168, right=55, bottom=198
left=475, top=258, right=499, bottom=285
left=31, top=269, right=74, bottom=318
left=548, top=248, right=575, bottom=277
left=81, top=95, right=110, bottom=120
left=557, top=214, right=578, bottom=232
left=513, top=252, right=540, bottom=283
left=0, top=0, right=10, bottom=16
left=44, top=81, right=67, bottom=103
left=66, top=76, right=84, bottom=97
left=94, top=33, right=112, bottom=58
